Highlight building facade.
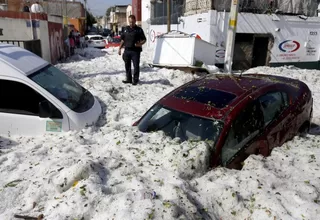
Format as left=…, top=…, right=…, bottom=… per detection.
left=109, top=5, right=130, bottom=33
left=141, top=0, right=320, bottom=70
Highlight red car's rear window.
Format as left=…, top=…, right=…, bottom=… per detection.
left=174, top=86, right=236, bottom=108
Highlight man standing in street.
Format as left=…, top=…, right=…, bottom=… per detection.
left=118, top=15, right=146, bottom=85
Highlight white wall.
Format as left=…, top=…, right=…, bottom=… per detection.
left=0, top=17, right=52, bottom=63
left=145, top=7, right=320, bottom=65
left=148, top=12, right=213, bottom=48
left=212, top=11, right=320, bottom=64
left=0, top=17, right=34, bottom=41
left=38, top=20, right=51, bottom=63
left=141, top=0, right=150, bottom=22
left=126, top=5, right=132, bottom=25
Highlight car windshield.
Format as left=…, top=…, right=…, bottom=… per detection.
left=91, top=36, right=103, bottom=40
left=112, top=38, right=121, bottom=43
left=137, top=104, right=224, bottom=144
left=29, top=65, right=94, bottom=113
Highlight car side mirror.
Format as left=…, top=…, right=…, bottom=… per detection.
left=39, top=100, right=53, bottom=118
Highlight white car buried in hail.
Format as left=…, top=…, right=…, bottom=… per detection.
left=0, top=43, right=102, bottom=136
left=85, top=35, right=107, bottom=49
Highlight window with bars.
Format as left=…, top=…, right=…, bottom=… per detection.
left=150, top=0, right=184, bottom=25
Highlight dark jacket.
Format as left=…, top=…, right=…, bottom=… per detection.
left=23, top=5, right=30, bottom=12
left=121, top=25, right=146, bottom=52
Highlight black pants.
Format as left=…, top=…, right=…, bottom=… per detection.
left=122, top=50, right=141, bottom=82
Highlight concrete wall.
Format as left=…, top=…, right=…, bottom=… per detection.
left=115, top=6, right=127, bottom=14
left=0, top=14, right=34, bottom=40
left=43, top=1, right=85, bottom=18
left=141, top=0, right=149, bottom=23
left=0, top=11, right=64, bottom=63
left=185, top=0, right=213, bottom=16
left=38, top=19, right=51, bottom=62
left=117, top=13, right=127, bottom=29
left=7, top=0, right=25, bottom=12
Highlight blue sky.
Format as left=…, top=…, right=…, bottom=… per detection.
left=83, top=0, right=131, bottom=16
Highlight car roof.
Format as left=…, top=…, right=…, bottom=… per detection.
left=86, top=35, right=103, bottom=38
left=0, top=43, right=48, bottom=76
left=159, top=73, right=302, bottom=120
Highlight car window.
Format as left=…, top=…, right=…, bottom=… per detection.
left=0, top=79, right=62, bottom=118
left=221, top=100, right=264, bottom=166
left=258, top=91, right=288, bottom=126
left=85, top=37, right=89, bottom=40
left=29, top=65, right=94, bottom=113
left=138, top=104, right=224, bottom=145
left=91, top=37, right=103, bottom=40
left=113, top=38, right=121, bottom=43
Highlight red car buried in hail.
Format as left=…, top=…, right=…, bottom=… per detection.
left=105, top=36, right=121, bottom=49
left=134, top=74, right=313, bottom=169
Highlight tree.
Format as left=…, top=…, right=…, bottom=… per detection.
left=106, top=6, right=115, bottom=17
left=86, top=10, right=97, bottom=27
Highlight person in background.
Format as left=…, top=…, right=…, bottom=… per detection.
left=118, top=15, right=146, bottom=85
left=69, top=35, right=75, bottom=56
left=80, top=35, right=85, bottom=49
left=64, top=37, right=70, bottom=58
left=75, top=31, right=80, bottom=48
left=22, top=1, right=30, bottom=13
left=30, top=1, right=43, bottom=13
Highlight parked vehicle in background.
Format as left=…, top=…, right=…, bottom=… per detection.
left=102, top=28, right=112, bottom=37
left=86, top=26, right=98, bottom=35
left=134, top=74, right=313, bottom=170
left=0, top=44, right=102, bottom=136
left=105, top=36, right=121, bottom=49
left=85, top=35, right=107, bottom=49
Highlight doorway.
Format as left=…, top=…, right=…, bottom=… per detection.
left=252, top=36, right=270, bottom=67
left=232, top=33, right=274, bottom=70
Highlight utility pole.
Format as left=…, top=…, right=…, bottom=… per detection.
left=224, top=0, right=240, bottom=73
left=84, top=0, right=87, bottom=33
left=167, top=0, right=171, bottom=32
left=62, top=0, right=68, bottom=39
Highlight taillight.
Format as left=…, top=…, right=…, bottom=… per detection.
left=103, top=40, right=106, bottom=44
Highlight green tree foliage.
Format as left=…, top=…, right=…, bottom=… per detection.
left=106, top=6, right=115, bottom=17
left=86, top=10, right=97, bottom=27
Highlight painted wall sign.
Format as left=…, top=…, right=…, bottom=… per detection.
left=309, top=31, right=317, bottom=35
left=215, top=49, right=225, bottom=58
left=278, top=40, right=300, bottom=53
left=306, top=47, right=317, bottom=56
left=48, top=22, right=64, bottom=64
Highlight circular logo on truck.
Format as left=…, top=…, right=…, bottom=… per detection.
left=279, top=40, right=300, bottom=53
left=150, top=30, right=156, bottom=42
